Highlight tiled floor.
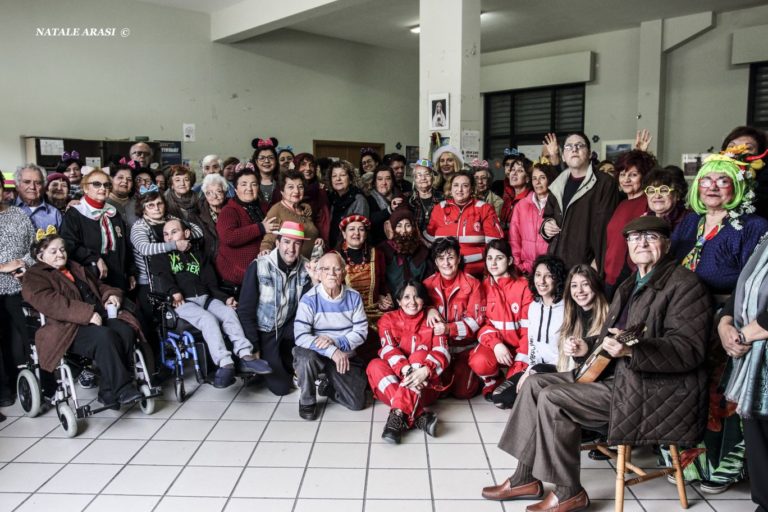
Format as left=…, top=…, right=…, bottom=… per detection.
left=0, top=379, right=755, bottom=512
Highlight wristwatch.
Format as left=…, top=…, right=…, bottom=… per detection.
left=736, top=330, right=749, bottom=346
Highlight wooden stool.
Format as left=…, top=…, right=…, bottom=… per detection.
left=581, top=442, right=688, bottom=512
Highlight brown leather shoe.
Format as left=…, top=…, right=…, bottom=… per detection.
left=526, top=490, right=590, bottom=512
left=482, top=478, right=543, bottom=501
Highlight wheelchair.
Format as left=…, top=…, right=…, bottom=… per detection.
left=148, top=291, right=260, bottom=402
left=148, top=292, right=212, bottom=402
left=16, top=303, right=161, bottom=437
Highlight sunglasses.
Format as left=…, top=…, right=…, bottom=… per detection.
left=89, top=181, right=112, bottom=190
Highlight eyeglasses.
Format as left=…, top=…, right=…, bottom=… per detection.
left=625, top=232, right=664, bottom=243
left=131, top=151, right=151, bottom=157
left=563, top=143, right=587, bottom=152
left=414, top=172, right=432, bottom=179
left=144, top=202, right=163, bottom=210
left=318, top=266, right=344, bottom=274
left=204, top=189, right=224, bottom=197
left=257, top=155, right=275, bottom=162
left=135, top=177, right=153, bottom=185
left=698, top=177, right=733, bottom=189
left=89, top=181, right=112, bottom=190
left=644, top=185, right=674, bottom=196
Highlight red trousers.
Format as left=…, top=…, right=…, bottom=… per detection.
left=366, top=351, right=439, bottom=425
left=468, top=344, right=513, bottom=396
left=440, top=349, right=480, bottom=399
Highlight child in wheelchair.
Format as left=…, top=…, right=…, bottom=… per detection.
left=21, top=232, right=151, bottom=412
left=150, top=219, right=272, bottom=388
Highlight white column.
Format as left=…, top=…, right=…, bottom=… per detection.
left=638, top=20, right=663, bottom=156
left=419, top=0, right=481, bottom=162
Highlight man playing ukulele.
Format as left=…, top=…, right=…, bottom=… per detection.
left=481, top=217, right=711, bottom=512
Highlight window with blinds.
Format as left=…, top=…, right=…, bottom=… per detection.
left=483, top=84, right=585, bottom=162
left=748, top=62, right=768, bottom=130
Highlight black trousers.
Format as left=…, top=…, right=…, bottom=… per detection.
left=744, top=417, right=768, bottom=512
left=0, top=293, right=29, bottom=399
left=72, top=319, right=134, bottom=401
left=257, top=322, right=296, bottom=396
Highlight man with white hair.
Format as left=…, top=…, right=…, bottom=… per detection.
left=129, top=142, right=153, bottom=169
left=293, top=251, right=368, bottom=420
left=15, top=164, right=62, bottom=230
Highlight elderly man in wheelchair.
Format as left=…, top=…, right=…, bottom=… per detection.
left=21, top=231, right=148, bottom=412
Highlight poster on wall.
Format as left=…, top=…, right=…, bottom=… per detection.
left=429, top=93, right=449, bottom=131
left=602, top=140, right=634, bottom=162
left=405, top=145, right=420, bottom=164
left=157, top=140, right=182, bottom=168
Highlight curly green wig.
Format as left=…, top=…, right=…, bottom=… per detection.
left=687, top=157, right=747, bottom=214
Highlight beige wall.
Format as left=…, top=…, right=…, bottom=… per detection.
left=480, top=4, right=768, bottom=165
left=0, top=0, right=419, bottom=171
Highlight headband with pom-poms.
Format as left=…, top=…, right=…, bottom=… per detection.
left=251, top=137, right=278, bottom=150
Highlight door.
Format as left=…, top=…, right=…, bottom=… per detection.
left=313, top=140, right=385, bottom=168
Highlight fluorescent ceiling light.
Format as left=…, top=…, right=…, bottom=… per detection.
left=411, top=11, right=487, bottom=34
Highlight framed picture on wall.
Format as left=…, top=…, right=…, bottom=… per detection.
left=429, top=93, right=449, bottom=131
left=601, top=140, right=634, bottom=162
left=405, top=145, right=420, bottom=164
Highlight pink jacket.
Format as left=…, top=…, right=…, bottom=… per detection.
left=509, top=191, right=549, bottom=274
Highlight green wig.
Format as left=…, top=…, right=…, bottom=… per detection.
left=687, top=156, right=747, bottom=215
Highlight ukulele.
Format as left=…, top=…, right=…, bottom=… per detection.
left=574, top=323, right=646, bottom=383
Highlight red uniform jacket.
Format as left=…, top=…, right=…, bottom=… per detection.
left=477, top=275, right=533, bottom=375
left=377, top=309, right=450, bottom=377
left=423, top=271, right=485, bottom=351
left=425, top=199, right=504, bottom=275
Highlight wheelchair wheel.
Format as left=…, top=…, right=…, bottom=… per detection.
left=139, top=384, right=155, bottom=415
left=58, top=404, right=79, bottom=438
left=16, top=369, right=42, bottom=418
left=174, top=380, right=186, bottom=402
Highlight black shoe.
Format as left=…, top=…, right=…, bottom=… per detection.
left=382, top=409, right=405, bottom=444
left=588, top=448, right=613, bottom=461
left=299, top=403, right=318, bottom=421
left=491, top=379, right=517, bottom=410
left=117, top=386, right=144, bottom=406
left=214, top=365, right=236, bottom=388
left=97, top=393, right=121, bottom=410
left=414, top=411, right=438, bottom=437
left=316, top=374, right=332, bottom=398
left=0, top=395, right=14, bottom=408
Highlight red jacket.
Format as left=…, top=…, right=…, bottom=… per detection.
left=423, top=271, right=485, bottom=351
left=377, top=309, right=450, bottom=377
left=477, top=275, right=533, bottom=375
left=509, top=191, right=549, bottom=274
left=215, top=200, right=266, bottom=285
left=425, top=198, right=503, bottom=275
left=603, top=196, right=646, bottom=286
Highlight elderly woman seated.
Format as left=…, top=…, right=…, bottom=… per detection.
left=21, top=233, right=144, bottom=408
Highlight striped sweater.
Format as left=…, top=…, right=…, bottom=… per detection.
left=294, top=284, right=368, bottom=358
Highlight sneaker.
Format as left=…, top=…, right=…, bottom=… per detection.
left=78, top=368, right=97, bottom=389
left=213, top=365, right=236, bottom=389
left=699, top=480, right=733, bottom=494
left=414, top=411, right=438, bottom=437
left=117, top=386, right=144, bottom=406
left=381, top=409, right=405, bottom=444
left=491, top=379, right=517, bottom=409
left=238, top=355, right=273, bottom=375
left=667, top=473, right=697, bottom=486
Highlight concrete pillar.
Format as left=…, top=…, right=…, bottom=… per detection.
left=638, top=20, right=663, bottom=156
left=419, top=0, right=481, bottom=162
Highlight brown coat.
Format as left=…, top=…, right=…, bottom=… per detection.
left=593, top=256, right=712, bottom=446
left=21, top=261, right=124, bottom=372
left=543, top=165, right=619, bottom=273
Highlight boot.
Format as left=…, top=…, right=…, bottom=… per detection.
left=414, top=410, right=438, bottom=437
left=381, top=409, right=406, bottom=444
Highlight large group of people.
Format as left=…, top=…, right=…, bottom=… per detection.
left=1, top=127, right=768, bottom=512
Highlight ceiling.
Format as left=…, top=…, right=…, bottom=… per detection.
left=137, top=0, right=766, bottom=52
